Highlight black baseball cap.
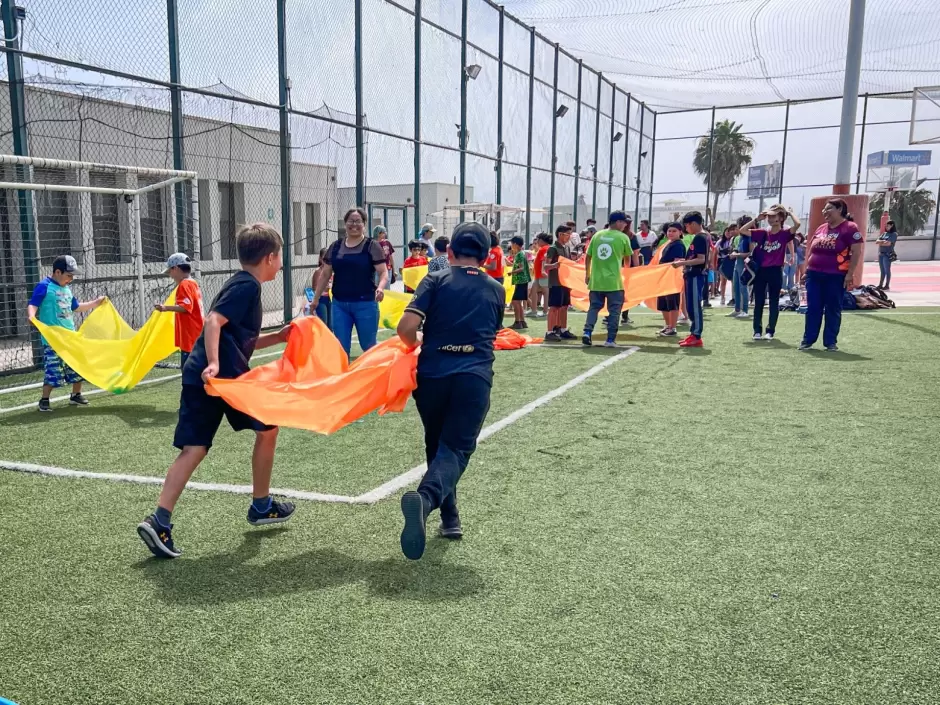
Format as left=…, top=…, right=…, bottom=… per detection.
left=450, top=222, right=490, bottom=261
left=52, top=255, right=79, bottom=274
left=609, top=210, right=629, bottom=224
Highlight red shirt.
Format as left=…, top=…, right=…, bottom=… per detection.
left=403, top=256, right=428, bottom=268
left=484, top=246, right=504, bottom=278
left=174, top=278, right=204, bottom=353
left=533, top=245, right=549, bottom=279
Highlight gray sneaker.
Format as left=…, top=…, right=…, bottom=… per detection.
left=825, top=344, right=839, bottom=352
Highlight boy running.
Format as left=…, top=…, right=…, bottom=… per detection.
left=397, top=222, right=504, bottom=560
left=671, top=211, right=709, bottom=348
left=26, top=255, right=105, bottom=411
left=137, top=224, right=293, bottom=558
left=154, top=252, right=204, bottom=370
left=582, top=211, right=638, bottom=347
left=543, top=224, right=576, bottom=342
left=508, top=236, right=531, bottom=330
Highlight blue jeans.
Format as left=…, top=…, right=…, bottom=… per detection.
left=314, top=297, right=332, bottom=329
left=584, top=290, right=625, bottom=342
left=878, top=253, right=893, bottom=287
left=733, top=258, right=749, bottom=314
left=783, top=262, right=796, bottom=291
left=685, top=273, right=705, bottom=338
left=802, top=270, right=844, bottom=348
left=332, top=299, right=379, bottom=356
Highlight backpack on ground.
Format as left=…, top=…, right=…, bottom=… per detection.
left=854, top=285, right=895, bottom=310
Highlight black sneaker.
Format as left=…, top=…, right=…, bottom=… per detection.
left=559, top=330, right=576, bottom=340
left=247, top=498, right=296, bottom=526
left=581, top=334, right=593, bottom=347
left=38, top=398, right=52, bottom=412
left=544, top=331, right=561, bottom=342
left=400, top=491, right=428, bottom=560
left=137, top=515, right=182, bottom=558
left=438, top=521, right=464, bottom=540
left=69, top=393, right=89, bottom=406
left=825, top=344, right=839, bottom=352
left=798, top=342, right=812, bottom=350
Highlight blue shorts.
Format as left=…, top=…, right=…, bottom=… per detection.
left=173, top=384, right=274, bottom=450
left=43, top=345, right=82, bottom=388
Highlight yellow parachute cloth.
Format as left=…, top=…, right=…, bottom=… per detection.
left=31, top=291, right=179, bottom=394
left=378, top=290, right=412, bottom=329
left=402, top=265, right=515, bottom=303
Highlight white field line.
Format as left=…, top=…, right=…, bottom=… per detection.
left=0, top=460, right=357, bottom=503
left=353, top=346, right=638, bottom=504
left=0, top=346, right=637, bottom=505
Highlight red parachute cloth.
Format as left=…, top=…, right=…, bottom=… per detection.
left=557, top=255, right=682, bottom=313
left=494, top=328, right=543, bottom=350
left=207, top=316, right=418, bottom=435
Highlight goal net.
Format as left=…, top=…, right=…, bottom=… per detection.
left=440, top=202, right=525, bottom=241
left=910, top=86, right=940, bottom=145
left=0, top=155, right=198, bottom=383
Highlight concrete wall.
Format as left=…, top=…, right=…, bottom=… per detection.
left=863, top=235, right=937, bottom=262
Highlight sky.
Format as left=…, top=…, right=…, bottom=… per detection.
left=12, top=0, right=940, bottom=224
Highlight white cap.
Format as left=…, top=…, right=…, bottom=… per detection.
left=164, top=252, right=192, bottom=272
left=420, top=223, right=436, bottom=235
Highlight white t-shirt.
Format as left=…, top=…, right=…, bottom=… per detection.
left=637, top=231, right=658, bottom=248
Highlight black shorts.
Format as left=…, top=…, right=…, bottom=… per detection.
left=173, top=384, right=275, bottom=450
left=548, top=286, right=571, bottom=308
left=511, top=282, right=529, bottom=301
left=657, top=293, right=680, bottom=312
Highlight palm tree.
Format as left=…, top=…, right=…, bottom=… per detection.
left=869, top=188, right=937, bottom=237
left=693, top=120, right=755, bottom=220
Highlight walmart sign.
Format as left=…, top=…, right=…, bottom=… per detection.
left=867, top=150, right=932, bottom=168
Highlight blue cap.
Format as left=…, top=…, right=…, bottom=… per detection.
left=450, top=222, right=489, bottom=261
left=609, top=210, right=629, bottom=224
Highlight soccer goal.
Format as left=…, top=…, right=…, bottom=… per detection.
left=0, top=155, right=198, bottom=379
left=910, top=86, right=940, bottom=145
left=440, top=202, right=524, bottom=241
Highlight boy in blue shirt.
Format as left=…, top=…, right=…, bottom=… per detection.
left=396, top=222, right=504, bottom=560
left=137, top=224, right=293, bottom=559
left=27, top=255, right=105, bottom=412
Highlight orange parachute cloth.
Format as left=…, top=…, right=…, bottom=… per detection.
left=557, top=256, right=683, bottom=313
left=207, top=316, right=418, bottom=435
left=494, top=327, right=543, bottom=350
left=642, top=243, right=665, bottom=310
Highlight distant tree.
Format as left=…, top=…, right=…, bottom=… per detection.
left=693, top=120, right=754, bottom=219
left=711, top=219, right=729, bottom=235
left=869, top=188, right=937, bottom=237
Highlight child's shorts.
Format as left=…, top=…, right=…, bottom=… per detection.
left=657, top=293, right=680, bottom=312
left=511, top=282, right=529, bottom=301
left=43, top=345, right=82, bottom=388
left=548, top=285, right=571, bottom=308
left=536, top=276, right=549, bottom=288
left=173, top=384, right=275, bottom=450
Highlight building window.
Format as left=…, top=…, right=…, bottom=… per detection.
left=306, top=203, right=321, bottom=255
left=219, top=182, right=237, bottom=260
left=139, top=178, right=167, bottom=263
left=34, top=168, right=73, bottom=265
left=90, top=172, right=122, bottom=263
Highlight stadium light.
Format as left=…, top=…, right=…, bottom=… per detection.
left=464, top=64, right=482, bottom=80
left=555, top=104, right=569, bottom=118
left=612, top=132, right=623, bottom=142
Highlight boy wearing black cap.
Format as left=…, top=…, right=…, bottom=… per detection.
left=672, top=211, right=709, bottom=348
left=396, top=221, right=504, bottom=560
left=26, top=254, right=106, bottom=411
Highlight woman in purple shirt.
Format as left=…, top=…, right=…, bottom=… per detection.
left=799, top=198, right=863, bottom=352
left=738, top=205, right=800, bottom=341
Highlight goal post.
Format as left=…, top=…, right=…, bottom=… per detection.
left=0, top=155, right=198, bottom=329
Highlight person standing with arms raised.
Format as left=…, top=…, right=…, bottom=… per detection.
left=581, top=210, right=638, bottom=348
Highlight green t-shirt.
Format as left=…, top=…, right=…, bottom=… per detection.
left=511, top=250, right=531, bottom=285
left=587, top=229, right=632, bottom=291
left=682, top=233, right=694, bottom=251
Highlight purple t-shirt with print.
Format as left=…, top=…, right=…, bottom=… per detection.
left=807, top=220, right=862, bottom=275
left=751, top=228, right=795, bottom=268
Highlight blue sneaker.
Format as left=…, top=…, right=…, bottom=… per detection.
left=247, top=498, right=296, bottom=526
left=137, top=515, right=182, bottom=558
left=400, top=491, right=428, bottom=560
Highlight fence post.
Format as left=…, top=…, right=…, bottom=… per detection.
left=855, top=93, right=869, bottom=194
left=778, top=100, right=791, bottom=203
left=414, top=0, right=421, bottom=236
left=572, top=59, right=582, bottom=228
left=932, top=177, right=940, bottom=260
left=495, top=6, right=503, bottom=215
left=166, top=0, right=187, bottom=252
left=704, top=106, right=716, bottom=221
left=548, top=43, right=559, bottom=233
left=132, top=196, right=147, bottom=327
left=648, top=111, right=657, bottom=224
left=354, top=0, right=365, bottom=206
left=592, top=72, right=601, bottom=221
left=2, top=0, right=40, bottom=364
left=634, top=104, right=644, bottom=225
left=525, top=28, right=534, bottom=244
left=276, top=0, right=292, bottom=324
left=607, top=82, right=615, bottom=216
left=622, top=92, right=631, bottom=211
left=458, top=0, right=468, bottom=221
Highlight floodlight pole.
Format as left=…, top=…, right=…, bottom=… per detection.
left=635, top=104, right=645, bottom=225
left=607, top=82, right=616, bottom=216
left=276, top=0, right=292, bottom=325
left=549, top=44, right=559, bottom=233
left=167, top=0, right=187, bottom=252
left=572, top=60, right=582, bottom=228
left=354, top=0, right=365, bottom=206
left=592, top=73, right=602, bottom=221
left=525, top=28, right=534, bottom=244
left=834, top=0, right=866, bottom=193
left=621, top=92, right=631, bottom=211
left=648, top=111, right=657, bottom=225
left=495, top=6, right=504, bottom=219
left=414, top=0, right=422, bottom=239
left=458, top=0, right=468, bottom=221
left=855, top=93, right=869, bottom=194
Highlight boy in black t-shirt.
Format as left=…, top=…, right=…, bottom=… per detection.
left=396, top=222, right=504, bottom=560
left=137, top=224, right=294, bottom=558
left=544, top=224, right=575, bottom=341
left=671, top=211, right=709, bottom=348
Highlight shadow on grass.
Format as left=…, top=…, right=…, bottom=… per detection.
left=862, top=312, right=940, bottom=340
left=740, top=340, right=795, bottom=350
left=0, top=404, right=177, bottom=428
left=134, top=529, right=484, bottom=605
left=801, top=349, right=871, bottom=361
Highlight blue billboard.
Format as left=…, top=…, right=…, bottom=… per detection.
left=886, top=150, right=932, bottom=166
left=747, top=163, right=781, bottom=199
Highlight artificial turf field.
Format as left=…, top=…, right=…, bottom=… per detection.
left=1, top=308, right=938, bottom=705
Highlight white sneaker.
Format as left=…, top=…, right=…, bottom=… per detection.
left=753, top=332, right=762, bottom=341
left=764, top=332, right=774, bottom=341
left=536, top=312, right=545, bottom=318
left=736, top=312, right=750, bottom=319
left=726, top=310, right=739, bottom=317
